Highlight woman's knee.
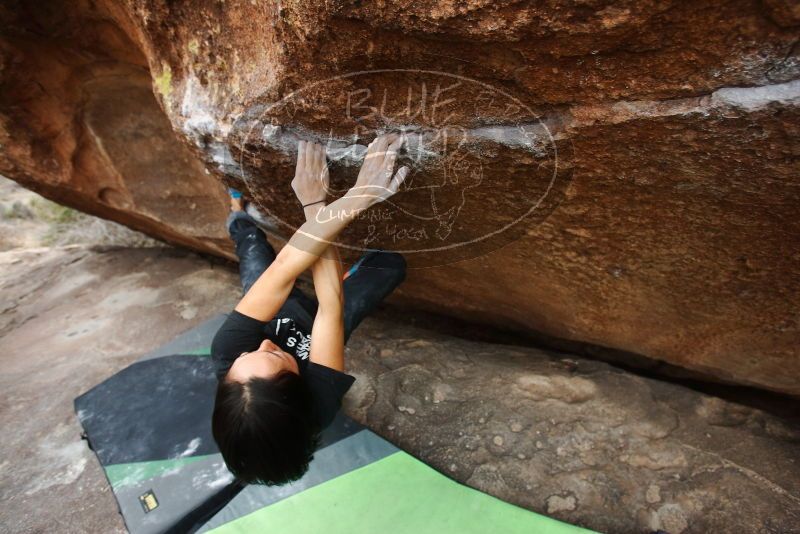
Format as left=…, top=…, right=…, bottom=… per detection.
left=227, top=211, right=259, bottom=239
left=383, top=251, right=407, bottom=269
left=366, top=251, right=407, bottom=275
left=377, top=252, right=407, bottom=287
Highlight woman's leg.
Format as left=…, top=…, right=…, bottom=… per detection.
left=227, top=207, right=318, bottom=322
left=342, top=251, right=407, bottom=341
left=228, top=198, right=405, bottom=333
left=227, top=210, right=276, bottom=295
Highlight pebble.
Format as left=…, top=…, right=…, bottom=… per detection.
left=657, top=503, right=688, bottom=533
left=493, top=435, right=504, bottom=446
left=646, top=484, right=661, bottom=504
left=510, top=422, right=523, bottom=432
left=546, top=494, right=577, bottom=513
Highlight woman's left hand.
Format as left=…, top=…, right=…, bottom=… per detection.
left=292, top=141, right=329, bottom=206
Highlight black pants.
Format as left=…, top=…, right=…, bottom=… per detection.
left=227, top=211, right=406, bottom=341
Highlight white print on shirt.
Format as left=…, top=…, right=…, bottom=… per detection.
left=275, top=317, right=291, bottom=335
left=296, top=334, right=311, bottom=360
left=274, top=318, right=310, bottom=361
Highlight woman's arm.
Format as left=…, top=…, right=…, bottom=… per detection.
left=306, top=203, right=346, bottom=370
left=294, top=142, right=346, bottom=321
left=234, top=134, right=407, bottom=323
left=291, top=140, right=347, bottom=370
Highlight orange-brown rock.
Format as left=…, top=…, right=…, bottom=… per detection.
left=0, top=1, right=232, bottom=257
left=1, top=0, right=798, bottom=394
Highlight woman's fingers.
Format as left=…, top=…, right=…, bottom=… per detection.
left=386, top=134, right=404, bottom=154
left=298, top=140, right=328, bottom=173
left=389, top=166, right=409, bottom=195
left=312, top=142, right=328, bottom=167
left=365, top=133, right=397, bottom=162
left=382, top=135, right=404, bottom=175
left=306, top=140, right=316, bottom=168
left=351, top=133, right=408, bottom=204
left=363, top=142, right=384, bottom=168
left=297, top=140, right=306, bottom=171
left=362, top=133, right=403, bottom=174
left=316, top=144, right=330, bottom=190
left=370, top=134, right=389, bottom=154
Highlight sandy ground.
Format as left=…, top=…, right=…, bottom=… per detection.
left=0, top=177, right=157, bottom=252
left=0, top=245, right=240, bottom=533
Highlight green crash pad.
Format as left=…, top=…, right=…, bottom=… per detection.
left=212, top=451, right=591, bottom=534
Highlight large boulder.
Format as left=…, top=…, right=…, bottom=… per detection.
left=1, top=0, right=799, bottom=394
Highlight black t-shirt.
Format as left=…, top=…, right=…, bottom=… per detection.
left=211, top=310, right=356, bottom=430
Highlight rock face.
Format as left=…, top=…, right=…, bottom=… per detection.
left=1, top=0, right=799, bottom=394
left=0, top=1, right=232, bottom=258
left=343, top=319, right=800, bottom=534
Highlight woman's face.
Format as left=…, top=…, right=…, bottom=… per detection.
left=226, top=338, right=300, bottom=382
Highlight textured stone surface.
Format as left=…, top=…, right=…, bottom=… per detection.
left=1, top=0, right=799, bottom=394
left=0, top=175, right=159, bottom=251
left=344, top=319, right=800, bottom=534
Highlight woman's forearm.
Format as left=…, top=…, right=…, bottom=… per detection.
left=305, top=204, right=345, bottom=312
left=277, top=191, right=369, bottom=275
left=304, top=203, right=346, bottom=371
left=235, top=192, right=365, bottom=321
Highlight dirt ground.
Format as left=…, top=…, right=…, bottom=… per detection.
left=0, top=245, right=239, bottom=533
left=0, top=178, right=237, bottom=533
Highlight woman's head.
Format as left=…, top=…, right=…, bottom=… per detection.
left=227, top=338, right=300, bottom=381
left=212, top=340, right=318, bottom=485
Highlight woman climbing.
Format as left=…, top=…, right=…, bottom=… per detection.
left=211, top=134, right=409, bottom=485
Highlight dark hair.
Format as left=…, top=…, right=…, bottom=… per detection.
left=212, top=371, right=320, bottom=485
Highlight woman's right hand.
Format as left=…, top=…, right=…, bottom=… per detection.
left=349, top=133, right=409, bottom=206
left=292, top=140, right=329, bottom=207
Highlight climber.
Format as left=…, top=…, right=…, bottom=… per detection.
left=210, top=134, right=409, bottom=485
